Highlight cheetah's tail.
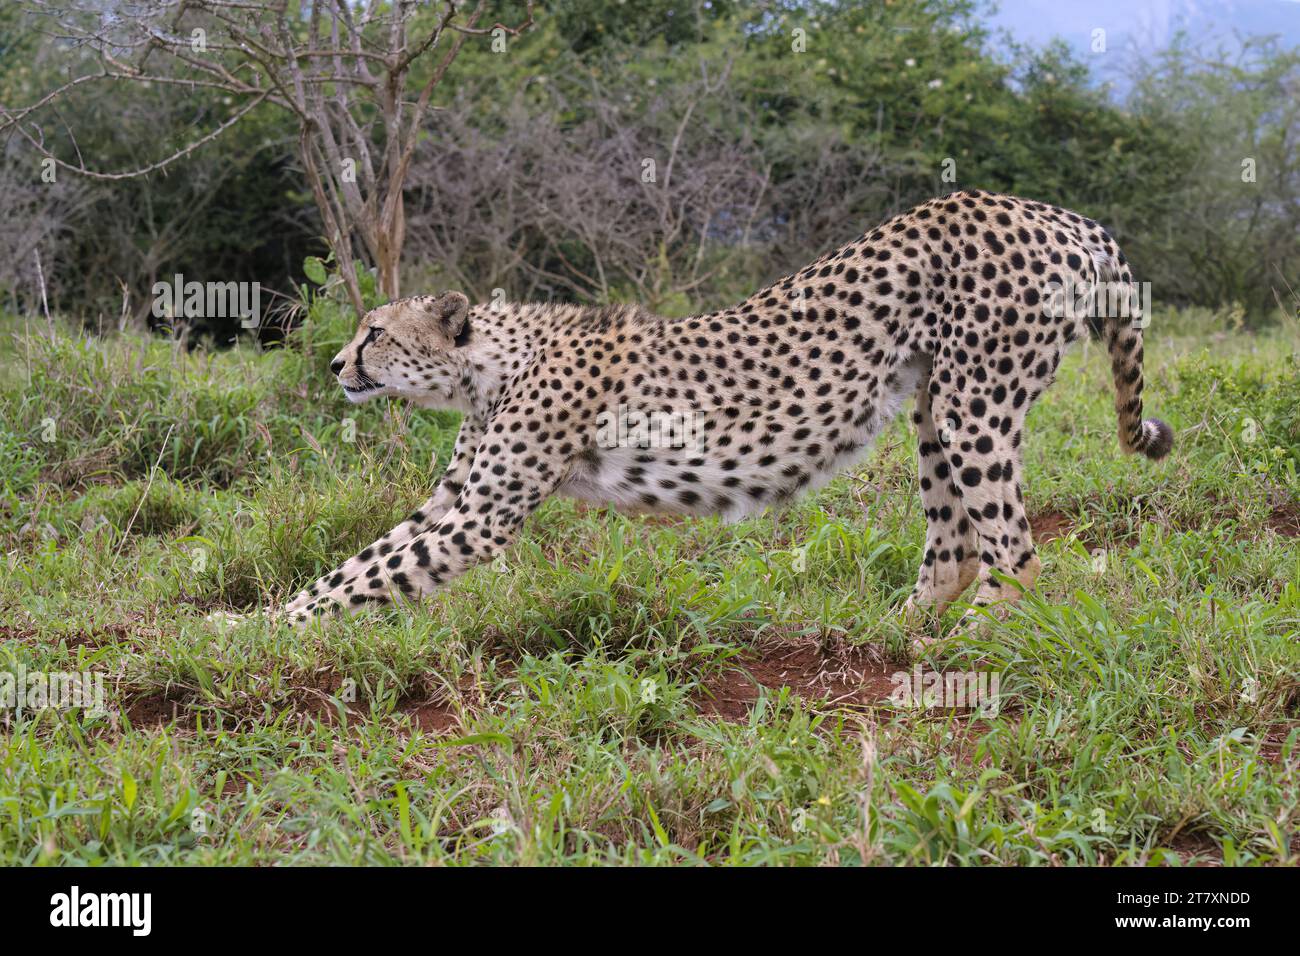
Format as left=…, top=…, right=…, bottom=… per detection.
left=1097, top=251, right=1174, bottom=461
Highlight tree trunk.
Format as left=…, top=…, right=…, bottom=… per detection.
left=377, top=190, right=405, bottom=301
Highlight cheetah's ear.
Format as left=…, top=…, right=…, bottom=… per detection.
left=426, top=291, right=470, bottom=345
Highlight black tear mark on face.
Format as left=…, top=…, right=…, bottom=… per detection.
left=351, top=325, right=387, bottom=388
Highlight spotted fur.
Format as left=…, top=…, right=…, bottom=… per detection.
left=283, top=190, right=1172, bottom=627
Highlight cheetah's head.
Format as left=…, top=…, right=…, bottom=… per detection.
left=330, top=291, right=471, bottom=408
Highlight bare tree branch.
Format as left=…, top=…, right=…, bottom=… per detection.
left=4, top=0, right=536, bottom=313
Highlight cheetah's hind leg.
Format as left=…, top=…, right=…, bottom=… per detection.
left=902, top=374, right=979, bottom=655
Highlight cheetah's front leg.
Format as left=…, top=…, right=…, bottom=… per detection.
left=281, top=416, right=484, bottom=615
left=288, top=419, right=565, bottom=624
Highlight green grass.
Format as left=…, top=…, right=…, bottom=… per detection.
left=0, top=302, right=1297, bottom=865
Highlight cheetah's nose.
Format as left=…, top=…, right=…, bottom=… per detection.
left=330, top=358, right=345, bottom=376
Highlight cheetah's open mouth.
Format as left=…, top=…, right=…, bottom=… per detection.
left=340, top=368, right=384, bottom=402
left=342, top=384, right=382, bottom=402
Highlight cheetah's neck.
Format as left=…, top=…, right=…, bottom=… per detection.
left=454, top=306, right=540, bottom=417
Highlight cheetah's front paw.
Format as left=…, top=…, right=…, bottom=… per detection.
left=205, top=606, right=289, bottom=628
left=206, top=609, right=250, bottom=628
left=901, top=596, right=948, bottom=658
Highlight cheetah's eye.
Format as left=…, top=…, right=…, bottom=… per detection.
left=364, top=327, right=385, bottom=343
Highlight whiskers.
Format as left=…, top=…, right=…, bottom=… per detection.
left=352, top=368, right=382, bottom=391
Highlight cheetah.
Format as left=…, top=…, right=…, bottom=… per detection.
left=279, top=190, right=1172, bottom=644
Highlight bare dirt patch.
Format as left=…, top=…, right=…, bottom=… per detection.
left=0, top=623, right=39, bottom=644
left=118, top=681, right=463, bottom=736
left=0, top=619, right=147, bottom=651
left=398, top=695, right=460, bottom=734
left=1029, top=511, right=1075, bottom=545
left=1266, top=503, right=1300, bottom=538
left=123, top=691, right=188, bottom=728
left=1259, top=721, right=1300, bottom=764
left=1032, top=500, right=1300, bottom=547
left=693, top=639, right=901, bottom=720
left=1028, top=510, right=1134, bottom=550
left=1163, top=830, right=1224, bottom=867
